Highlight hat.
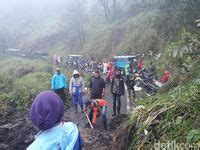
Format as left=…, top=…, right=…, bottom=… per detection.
left=73, top=70, right=79, bottom=75
left=30, top=91, right=64, bottom=131
left=56, top=68, right=61, bottom=71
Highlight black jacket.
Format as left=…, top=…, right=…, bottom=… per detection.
left=89, top=77, right=106, bottom=96
left=111, top=76, right=125, bottom=95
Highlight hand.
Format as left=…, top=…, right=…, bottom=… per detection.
left=92, top=123, right=95, bottom=128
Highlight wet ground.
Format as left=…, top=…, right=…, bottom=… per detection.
left=0, top=83, right=129, bottom=150
left=63, top=83, right=128, bottom=149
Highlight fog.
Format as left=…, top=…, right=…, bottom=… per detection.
left=0, top=0, right=69, bottom=20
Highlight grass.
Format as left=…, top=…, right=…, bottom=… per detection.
left=0, top=56, right=53, bottom=112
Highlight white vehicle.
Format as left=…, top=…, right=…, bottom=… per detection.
left=68, top=55, right=83, bottom=59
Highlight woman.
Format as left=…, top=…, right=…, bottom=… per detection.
left=27, top=91, right=82, bottom=150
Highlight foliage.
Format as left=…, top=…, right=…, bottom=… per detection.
left=13, top=72, right=51, bottom=108
left=126, top=30, right=200, bottom=148
left=127, top=79, right=200, bottom=148
left=0, top=57, right=53, bottom=111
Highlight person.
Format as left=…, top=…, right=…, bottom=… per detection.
left=103, top=61, right=109, bottom=75
left=85, top=99, right=107, bottom=130
left=88, top=70, right=106, bottom=99
left=27, top=91, right=82, bottom=150
left=125, top=73, right=136, bottom=99
left=51, top=68, right=67, bottom=102
left=69, top=70, right=84, bottom=113
left=138, top=59, right=144, bottom=71
left=160, top=70, right=171, bottom=83
left=108, top=61, right=114, bottom=81
left=129, top=58, right=138, bottom=74
left=111, top=68, right=125, bottom=116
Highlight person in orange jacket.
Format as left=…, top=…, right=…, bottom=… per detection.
left=85, top=99, right=107, bottom=130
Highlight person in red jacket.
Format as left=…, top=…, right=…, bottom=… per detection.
left=85, top=99, right=107, bottom=130
left=138, top=60, right=144, bottom=71
left=160, top=71, right=171, bottom=83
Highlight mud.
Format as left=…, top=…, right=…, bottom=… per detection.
left=0, top=108, right=36, bottom=150
left=0, top=84, right=129, bottom=149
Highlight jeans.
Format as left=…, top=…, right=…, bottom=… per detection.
left=89, top=106, right=107, bottom=130
left=113, top=93, right=121, bottom=114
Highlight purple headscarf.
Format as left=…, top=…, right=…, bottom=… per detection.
left=30, top=91, right=64, bottom=131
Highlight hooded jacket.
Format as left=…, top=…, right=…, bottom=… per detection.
left=28, top=91, right=82, bottom=150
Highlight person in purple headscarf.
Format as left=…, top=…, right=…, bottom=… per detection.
left=27, top=91, right=82, bottom=150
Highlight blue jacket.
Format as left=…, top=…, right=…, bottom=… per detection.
left=27, top=122, right=82, bottom=150
left=51, top=73, right=67, bottom=90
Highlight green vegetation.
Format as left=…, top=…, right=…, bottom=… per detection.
left=126, top=31, right=200, bottom=148
left=0, top=56, right=52, bottom=112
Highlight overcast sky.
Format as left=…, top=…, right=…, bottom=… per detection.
left=0, top=0, right=70, bottom=21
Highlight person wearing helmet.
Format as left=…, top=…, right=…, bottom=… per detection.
left=69, top=70, right=84, bottom=113
left=27, top=91, right=82, bottom=150
left=51, top=68, right=67, bottom=103
left=85, top=99, right=107, bottom=130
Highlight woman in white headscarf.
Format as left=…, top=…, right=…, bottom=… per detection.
left=69, top=70, right=85, bottom=113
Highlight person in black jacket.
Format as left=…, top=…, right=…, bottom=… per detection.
left=88, top=70, right=106, bottom=99
left=111, top=68, right=125, bottom=116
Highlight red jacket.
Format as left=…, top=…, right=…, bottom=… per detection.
left=160, top=71, right=171, bottom=83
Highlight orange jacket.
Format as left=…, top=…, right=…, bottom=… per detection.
left=91, top=99, right=107, bottom=124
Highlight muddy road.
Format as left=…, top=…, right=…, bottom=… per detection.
left=63, top=83, right=129, bottom=149
left=0, top=82, right=130, bottom=150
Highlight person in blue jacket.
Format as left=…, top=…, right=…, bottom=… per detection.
left=51, top=68, right=67, bottom=102
left=27, top=91, right=82, bottom=150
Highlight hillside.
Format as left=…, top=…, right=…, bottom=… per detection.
left=0, top=0, right=199, bottom=57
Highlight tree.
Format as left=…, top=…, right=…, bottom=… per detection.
left=98, top=0, right=118, bottom=23
left=61, top=0, right=87, bottom=51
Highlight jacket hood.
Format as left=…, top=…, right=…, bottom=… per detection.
left=30, top=91, right=64, bottom=131
left=73, top=70, right=79, bottom=75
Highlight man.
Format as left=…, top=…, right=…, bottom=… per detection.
left=51, top=68, right=67, bottom=102
left=85, top=99, right=107, bottom=130
left=69, top=70, right=84, bottom=113
left=88, top=70, right=106, bottom=99
left=111, top=68, right=125, bottom=116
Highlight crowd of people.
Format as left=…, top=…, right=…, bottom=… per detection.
left=66, top=56, right=103, bottom=73
left=27, top=54, right=171, bottom=149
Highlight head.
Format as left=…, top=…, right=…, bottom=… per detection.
left=115, top=68, right=121, bottom=77
left=85, top=100, right=92, bottom=109
left=85, top=99, right=98, bottom=108
left=73, top=70, right=79, bottom=78
left=30, top=91, right=64, bottom=131
left=94, top=70, right=100, bottom=78
left=56, top=68, right=61, bottom=74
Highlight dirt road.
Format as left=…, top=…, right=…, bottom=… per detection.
left=63, top=82, right=128, bottom=149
